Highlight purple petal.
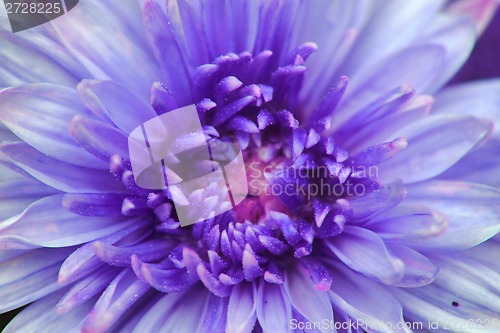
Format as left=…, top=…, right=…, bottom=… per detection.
left=434, top=79, right=500, bottom=138
left=0, top=33, right=78, bottom=87
left=349, top=181, right=406, bottom=222
left=256, top=280, right=292, bottom=333
left=0, top=178, right=58, bottom=220
left=56, top=267, right=119, bottom=314
left=0, top=142, right=124, bottom=193
left=62, top=193, right=126, bottom=217
left=386, top=243, right=439, bottom=287
left=327, top=261, right=411, bottom=333
left=326, top=226, right=405, bottom=285
left=405, top=180, right=500, bottom=250
left=0, top=195, right=135, bottom=249
left=0, top=84, right=106, bottom=169
left=48, top=0, right=158, bottom=96
left=283, top=265, right=334, bottom=333
left=226, top=283, right=257, bottom=333
left=3, top=289, right=94, bottom=333
left=366, top=204, right=449, bottom=243
left=69, top=115, right=130, bottom=161
left=0, top=248, right=72, bottom=312
left=391, top=254, right=500, bottom=330
left=143, top=0, right=192, bottom=105
left=378, top=114, right=492, bottom=183
left=77, top=80, right=157, bottom=134
left=80, top=269, right=150, bottom=333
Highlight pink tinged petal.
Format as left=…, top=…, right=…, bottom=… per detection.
left=58, top=221, right=149, bottom=285
left=344, top=95, right=433, bottom=153
left=283, top=266, right=334, bottom=333
left=406, top=180, right=500, bottom=250
left=48, top=0, right=158, bottom=96
left=56, top=267, right=120, bottom=314
left=131, top=256, right=194, bottom=293
left=0, top=142, right=124, bottom=193
left=3, top=289, right=95, bottom=333
left=0, top=248, right=73, bottom=312
left=93, top=239, right=174, bottom=266
left=327, top=261, right=411, bottom=333
left=0, top=84, right=107, bottom=169
left=77, top=80, right=157, bottom=134
left=80, top=269, right=150, bottom=333
left=143, top=0, right=192, bottom=105
left=447, top=0, right=498, bottom=35
left=226, top=283, right=257, bottom=333
left=351, top=137, right=408, bottom=166
left=434, top=79, right=500, bottom=138
left=366, top=204, right=449, bottom=243
left=385, top=244, right=439, bottom=287
left=391, top=255, right=500, bottom=331
left=418, top=14, right=476, bottom=93
left=326, top=226, right=405, bottom=285
left=256, top=280, right=292, bottom=333
left=0, top=195, right=135, bottom=249
left=378, top=114, right=492, bottom=184
left=69, top=115, right=130, bottom=161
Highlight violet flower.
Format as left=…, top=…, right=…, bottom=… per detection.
left=1, top=0, right=500, bottom=332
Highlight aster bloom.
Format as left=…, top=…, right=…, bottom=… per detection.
left=1, top=0, right=500, bottom=332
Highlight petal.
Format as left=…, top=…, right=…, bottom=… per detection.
left=336, top=44, right=445, bottom=126
left=0, top=177, right=58, bottom=220
left=365, top=204, right=449, bottom=243
left=417, top=14, right=476, bottom=93
left=256, top=280, right=292, bottom=333
left=3, top=289, right=94, bottom=333
left=391, top=254, right=500, bottom=332
left=406, top=180, right=500, bottom=250
left=439, top=138, right=500, bottom=188
left=434, top=78, right=500, bottom=138
left=0, top=84, right=107, bottom=169
left=47, top=0, right=158, bottom=96
left=0, top=142, right=124, bottom=193
left=77, top=80, right=157, bottom=135
left=378, top=114, right=492, bottom=184
left=69, top=115, right=130, bottom=161
left=80, top=269, right=150, bottom=333
left=327, top=261, right=411, bottom=333
left=0, top=195, right=134, bottom=249
left=142, top=0, right=192, bottom=104
left=326, top=226, right=405, bottom=285
left=385, top=243, right=439, bottom=288
left=0, top=248, right=72, bottom=312
left=349, top=181, right=406, bottom=222
left=283, top=266, right=334, bottom=333
left=226, top=282, right=257, bottom=333
left=0, top=30, right=79, bottom=88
